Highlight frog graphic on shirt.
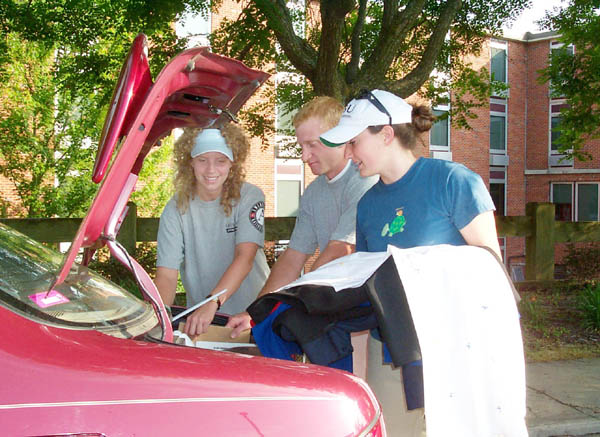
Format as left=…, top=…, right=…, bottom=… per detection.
left=381, top=207, right=406, bottom=237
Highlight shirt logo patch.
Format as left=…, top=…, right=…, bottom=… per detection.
left=249, top=201, right=265, bottom=232
left=381, top=207, right=406, bottom=237
left=226, top=224, right=238, bottom=233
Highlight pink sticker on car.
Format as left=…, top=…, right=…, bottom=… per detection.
left=29, top=290, right=70, bottom=308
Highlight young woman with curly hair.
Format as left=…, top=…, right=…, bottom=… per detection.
left=155, top=123, right=269, bottom=336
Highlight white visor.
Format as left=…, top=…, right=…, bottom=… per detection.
left=190, top=129, right=234, bottom=161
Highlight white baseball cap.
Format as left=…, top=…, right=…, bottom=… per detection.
left=190, top=128, right=234, bottom=161
left=320, top=89, right=413, bottom=147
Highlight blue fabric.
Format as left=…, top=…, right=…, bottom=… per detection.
left=251, top=303, right=303, bottom=361
left=356, top=157, right=495, bottom=252
left=251, top=303, right=359, bottom=372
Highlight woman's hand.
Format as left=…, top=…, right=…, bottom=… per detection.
left=183, top=300, right=218, bottom=336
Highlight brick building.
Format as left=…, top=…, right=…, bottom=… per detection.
left=425, top=31, right=600, bottom=268
left=183, top=6, right=600, bottom=269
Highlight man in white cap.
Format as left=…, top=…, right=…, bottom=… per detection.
left=227, top=96, right=378, bottom=337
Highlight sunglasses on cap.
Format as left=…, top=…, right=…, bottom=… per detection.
left=354, top=89, right=393, bottom=125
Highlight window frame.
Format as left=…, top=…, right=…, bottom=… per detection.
left=489, top=166, right=507, bottom=217
left=430, top=104, right=450, bottom=151
left=576, top=182, right=599, bottom=222
left=490, top=99, right=507, bottom=155
left=551, top=182, right=600, bottom=222
left=549, top=40, right=575, bottom=98
left=490, top=39, right=509, bottom=98
left=548, top=99, right=573, bottom=167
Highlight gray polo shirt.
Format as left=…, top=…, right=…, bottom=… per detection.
left=156, top=182, right=270, bottom=314
left=289, top=161, right=378, bottom=255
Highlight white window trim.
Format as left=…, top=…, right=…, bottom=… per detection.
left=430, top=104, right=450, bottom=151
left=490, top=99, right=507, bottom=155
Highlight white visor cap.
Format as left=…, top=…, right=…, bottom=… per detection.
left=320, top=90, right=413, bottom=147
left=190, top=128, right=234, bottom=161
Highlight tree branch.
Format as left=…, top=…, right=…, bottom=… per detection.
left=347, top=0, right=367, bottom=84
left=394, top=0, right=462, bottom=97
left=357, top=0, right=428, bottom=87
left=253, top=0, right=319, bottom=81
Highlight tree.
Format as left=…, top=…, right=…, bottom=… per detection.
left=0, top=0, right=207, bottom=217
left=209, top=0, right=529, bottom=139
left=538, top=0, right=600, bottom=161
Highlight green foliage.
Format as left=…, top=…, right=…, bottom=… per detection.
left=130, top=136, right=175, bottom=217
left=563, top=243, right=600, bottom=281
left=518, top=296, right=547, bottom=331
left=577, top=281, right=600, bottom=331
left=0, top=0, right=202, bottom=218
left=537, top=0, right=600, bottom=161
left=0, top=34, right=99, bottom=217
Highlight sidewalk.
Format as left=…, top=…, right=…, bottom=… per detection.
left=526, top=357, right=600, bottom=437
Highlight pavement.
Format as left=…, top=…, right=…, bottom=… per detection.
left=526, top=357, right=600, bottom=437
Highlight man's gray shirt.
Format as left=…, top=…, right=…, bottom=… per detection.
left=156, top=182, right=270, bottom=314
left=289, top=161, right=378, bottom=255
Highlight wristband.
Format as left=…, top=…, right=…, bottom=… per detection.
left=206, top=294, right=222, bottom=311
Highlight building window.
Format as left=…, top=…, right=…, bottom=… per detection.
left=430, top=107, right=449, bottom=150
left=550, top=114, right=563, bottom=152
left=490, top=167, right=506, bottom=216
left=275, top=158, right=303, bottom=217
left=551, top=183, right=573, bottom=221
left=549, top=41, right=574, bottom=98
left=548, top=100, right=573, bottom=167
left=551, top=182, right=599, bottom=222
left=490, top=100, right=507, bottom=154
left=490, top=40, right=508, bottom=98
left=578, top=183, right=599, bottom=222
left=549, top=101, right=569, bottom=154
left=490, top=41, right=507, bottom=83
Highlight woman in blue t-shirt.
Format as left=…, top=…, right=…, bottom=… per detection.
left=320, top=89, right=500, bottom=436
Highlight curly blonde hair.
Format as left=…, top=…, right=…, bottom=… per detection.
left=173, top=123, right=250, bottom=216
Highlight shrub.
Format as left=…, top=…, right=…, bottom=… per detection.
left=577, top=281, right=600, bottom=332
left=563, top=243, right=600, bottom=281
left=89, top=243, right=159, bottom=300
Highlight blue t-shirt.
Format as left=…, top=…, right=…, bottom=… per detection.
left=356, top=157, right=495, bottom=252
left=358, top=157, right=496, bottom=409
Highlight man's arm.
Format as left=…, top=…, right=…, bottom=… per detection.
left=309, top=240, right=354, bottom=271
left=259, top=247, right=309, bottom=297
left=154, top=266, right=179, bottom=306
left=459, top=210, right=502, bottom=260
left=226, top=247, right=308, bottom=337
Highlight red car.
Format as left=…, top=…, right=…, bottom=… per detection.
left=0, top=34, right=385, bottom=436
